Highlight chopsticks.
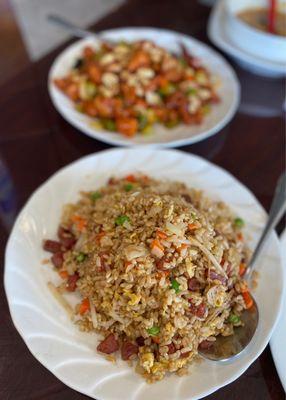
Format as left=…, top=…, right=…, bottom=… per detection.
left=268, top=0, right=276, bottom=34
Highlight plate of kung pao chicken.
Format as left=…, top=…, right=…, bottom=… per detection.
left=49, top=28, right=240, bottom=147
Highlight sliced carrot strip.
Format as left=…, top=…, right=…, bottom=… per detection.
left=125, top=174, right=136, bottom=183
left=71, top=215, right=87, bottom=232
left=151, top=239, right=164, bottom=252
left=79, top=298, right=90, bottom=315
left=239, top=263, right=247, bottom=276
left=59, top=270, right=69, bottom=279
left=188, top=223, right=198, bottom=230
left=156, top=230, right=167, bottom=240
left=242, top=291, right=253, bottom=309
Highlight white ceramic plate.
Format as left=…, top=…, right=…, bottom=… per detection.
left=208, top=0, right=286, bottom=78
left=48, top=27, right=240, bottom=147
left=4, top=148, right=284, bottom=400
left=270, top=229, right=286, bottom=392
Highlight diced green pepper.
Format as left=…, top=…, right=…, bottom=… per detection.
left=170, top=278, right=180, bottom=294
left=186, top=88, right=197, bottom=96
left=165, top=119, right=179, bottom=129
left=124, top=183, right=133, bottom=192
left=138, top=114, right=148, bottom=131
left=76, top=252, right=87, bottom=263
left=102, top=119, right=116, bottom=131
left=158, top=83, right=176, bottom=98
left=91, top=191, right=102, bottom=201
left=228, top=314, right=241, bottom=324
left=115, top=215, right=130, bottom=226
left=234, top=217, right=244, bottom=228
left=147, top=326, right=160, bottom=336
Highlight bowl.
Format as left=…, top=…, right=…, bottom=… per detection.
left=225, top=0, right=286, bottom=63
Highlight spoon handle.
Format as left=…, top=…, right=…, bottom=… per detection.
left=47, top=14, right=95, bottom=39
left=246, top=172, right=286, bottom=279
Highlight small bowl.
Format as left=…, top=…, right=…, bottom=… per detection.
left=225, top=0, right=286, bottom=63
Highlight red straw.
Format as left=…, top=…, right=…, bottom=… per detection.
left=268, top=0, right=276, bottom=33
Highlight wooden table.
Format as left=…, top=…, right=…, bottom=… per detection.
left=0, top=1, right=285, bottom=399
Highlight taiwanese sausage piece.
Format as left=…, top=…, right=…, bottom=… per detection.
left=51, top=252, right=64, bottom=268
left=43, top=240, right=62, bottom=253
left=66, top=273, right=79, bottom=292
left=209, top=270, right=227, bottom=285
left=58, top=226, right=76, bottom=250
left=121, top=341, right=139, bottom=360
left=198, top=340, right=213, bottom=350
left=136, top=336, right=145, bottom=347
left=189, top=302, right=206, bottom=318
left=188, top=277, right=201, bottom=291
left=168, top=343, right=176, bottom=354
left=97, top=333, right=119, bottom=354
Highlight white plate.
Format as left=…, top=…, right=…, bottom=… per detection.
left=48, top=27, right=240, bottom=147
left=208, top=0, right=286, bottom=78
left=4, top=148, right=284, bottom=400
left=270, top=229, right=286, bottom=392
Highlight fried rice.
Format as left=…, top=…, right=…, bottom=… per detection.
left=43, top=174, right=253, bottom=382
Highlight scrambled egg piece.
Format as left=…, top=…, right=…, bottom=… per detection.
left=141, top=352, right=154, bottom=373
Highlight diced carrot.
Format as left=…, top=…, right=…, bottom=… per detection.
left=71, top=215, right=87, bottom=232
left=128, top=50, right=150, bottom=72
left=177, top=243, right=188, bottom=253
left=59, top=270, right=69, bottom=279
left=242, top=291, right=253, bottom=309
left=150, top=239, right=164, bottom=258
left=79, top=298, right=90, bottom=315
left=237, top=233, right=243, bottom=241
left=156, top=230, right=167, bottom=240
left=158, top=75, right=169, bottom=89
left=239, top=263, right=247, bottom=276
left=188, top=223, right=198, bottom=230
left=87, top=63, right=102, bottom=84
left=116, top=117, right=138, bottom=137
left=96, top=231, right=106, bottom=244
left=125, top=174, right=136, bottom=183
left=65, top=83, right=79, bottom=101
left=151, top=239, right=164, bottom=252
left=152, top=336, right=161, bottom=344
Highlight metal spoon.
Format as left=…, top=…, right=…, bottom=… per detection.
left=47, top=14, right=99, bottom=39
left=199, top=172, right=286, bottom=361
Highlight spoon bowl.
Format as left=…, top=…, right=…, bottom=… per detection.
left=199, top=298, right=259, bottom=361
left=199, top=171, right=285, bottom=362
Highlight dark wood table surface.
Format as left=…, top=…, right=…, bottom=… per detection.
left=0, top=1, right=285, bottom=399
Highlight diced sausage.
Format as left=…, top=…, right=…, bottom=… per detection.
left=188, top=277, right=201, bottom=291
left=97, top=333, right=119, bottom=354
left=51, top=252, right=64, bottom=269
left=121, top=341, right=139, bottom=360
left=156, top=258, right=168, bottom=271
left=61, top=236, right=76, bottom=250
left=209, top=270, right=227, bottom=285
left=168, top=343, right=176, bottom=354
left=43, top=240, right=62, bottom=253
left=66, top=273, right=79, bottom=292
left=180, top=351, right=191, bottom=358
left=136, top=336, right=145, bottom=347
left=189, top=301, right=206, bottom=318
left=57, top=226, right=76, bottom=250
left=198, top=340, right=213, bottom=350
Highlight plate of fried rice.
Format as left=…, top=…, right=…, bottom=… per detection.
left=48, top=27, right=240, bottom=147
left=5, top=148, right=283, bottom=399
